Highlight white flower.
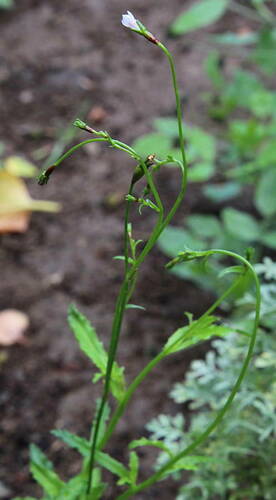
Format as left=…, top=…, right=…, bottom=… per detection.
left=121, top=11, right=140, bottom=32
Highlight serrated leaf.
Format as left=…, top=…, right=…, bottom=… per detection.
left=255, top=168, right=276, bottom=216
left=30, top=444, right=64, bottom=496
left=68, top=305, right=126, bottom=401
left=222, top=208, right=260, bottom=242
left=163, top=315, right=231, bottom=355
left=170, top=0, right=228, bottom=35
left=51, top=429, right=90, bottom=456
left=96, top=451, right=130, bottom=484
left=51, top=429, right=130, bottom=486
left=57, top=475, right=87, bottom=499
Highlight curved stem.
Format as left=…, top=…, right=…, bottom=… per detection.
left=157, top=42, right=187, bottom=173
left=86, top=276, right=130, bottom=493
left=100, top=275, right=241, bottom=449
left=51, top=138, right=106, bottom=167
left=87, top=40, right=189, bottom=493
left=115, top=250, right=260, bottom=500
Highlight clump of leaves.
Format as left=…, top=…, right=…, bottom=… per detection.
left=146, top=257, right=276, bottom=500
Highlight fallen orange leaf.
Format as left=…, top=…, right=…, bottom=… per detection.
left=0, top=170, right=60, bottom=233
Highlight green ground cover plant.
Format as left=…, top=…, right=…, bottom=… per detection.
left=14, top=11, right=261, bottom=500
left=146, top=257, right=276, bottom=499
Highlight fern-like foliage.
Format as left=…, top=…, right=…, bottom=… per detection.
left=146, top=258, right=276, bottom=499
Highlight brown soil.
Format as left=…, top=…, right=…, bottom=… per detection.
left=0, top=1, right=245, bottom=499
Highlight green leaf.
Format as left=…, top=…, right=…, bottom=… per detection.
left=51, top=429, right=90, bottom=456
left=187, top=162, right=215, bottom=182
left=128, top=452, right=139, bottom=486
left=252, top=27, right=276, bottom=74
left=125, top=304, right=146, bottom=311
left=96, top=451, right=131, bottom=485
left=158, top=226, right=206, bottom=258
left=84, top=468, right=106, bottom=500
left=204, top=51, right=224, bottom=89
left=248, top=90, right=275, bottom=119
left=68, top=306, right=126, bottom=401
left=30, top=444, right=64, bottom=496
left=170, top=0, right=228, bottom=35
left=52, top=428, right=131, bottom=486
left=0, top=0, right=13, bottom=9
left=259, top=231, right=276, bottom=249
left=186, top=214, right=221, bottom=239
left=257, top=141, right=276, bottom=168
left=132, top=133, right=173, bottom=159
left=129, top=437, right=173, bottom=457
left=163, top=315, right=231, bottom=355
left=186, top=126, right=216, bottom=163
left=202, top=182, right=241, bottom=202
left=255, top=168, right=276, bottom=216
left=212, top=31, right=258, bottom=45
left=153, top=118, right=180, bottom=138
left=222, top=208, right=260, bottom=242
left=57, top=475, right=87, bottom=499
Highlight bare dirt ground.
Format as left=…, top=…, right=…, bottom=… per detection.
left=0, top=1, right=241, bottom=498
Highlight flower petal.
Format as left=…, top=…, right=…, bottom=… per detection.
left=121, top=11, right=140, bottom=31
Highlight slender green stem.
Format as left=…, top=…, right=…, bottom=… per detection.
left=86, top=276, right=130, bottom=493
left=100, top=271, right=242, bottom=449
left=157, top=42, right=187, bottom=173
left=115, top=250, right=261, bottom=500
left=87, top=40, right=190, bottom=493
left=52, top=139, right=106, bottom=167
left=124, top=185, right=134, bottom=275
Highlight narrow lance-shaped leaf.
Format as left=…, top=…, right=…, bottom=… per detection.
left=51, top=428, right=131, bottom=486
left=51, top=429, right=90, bottom=457
left=30, top=444, right=64, bottom=497
left=163, top=315, right=231, bottom=356
left=96, top=451, right=131, bottom=485
left=68, top=305, right=126, bottom=401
